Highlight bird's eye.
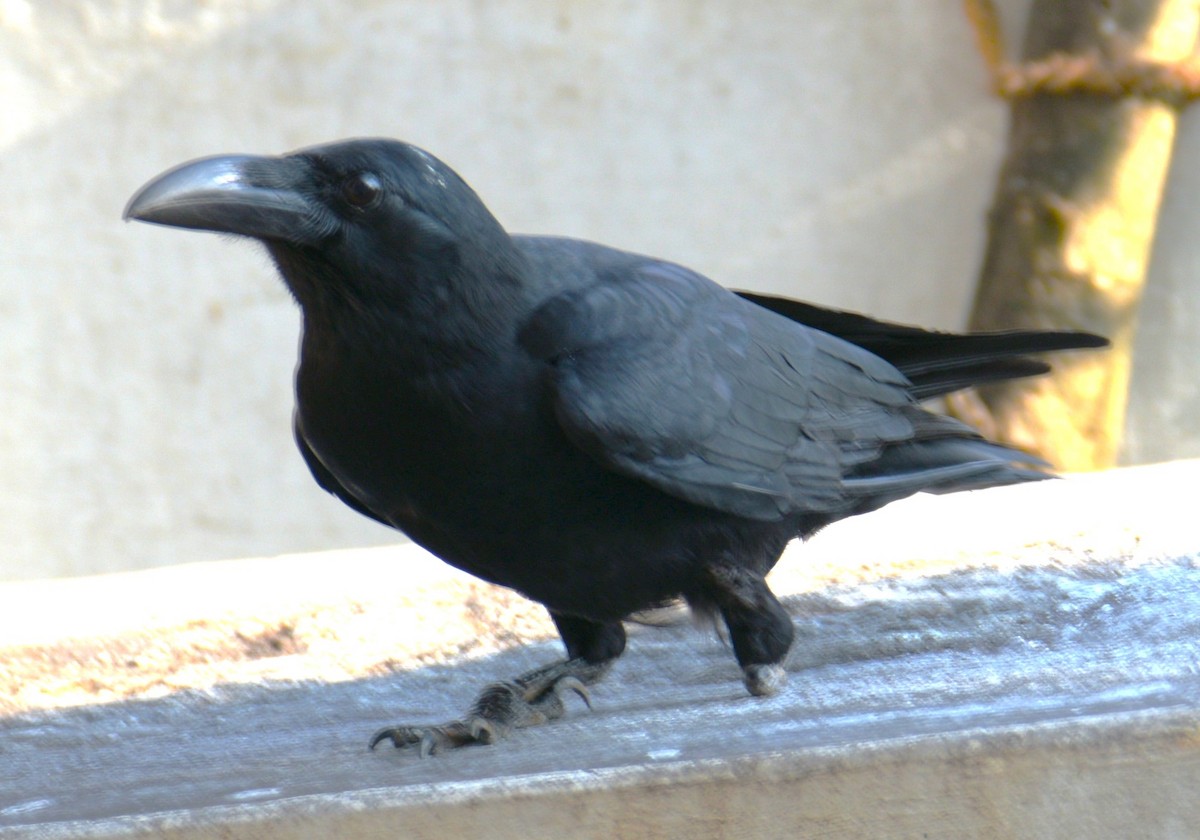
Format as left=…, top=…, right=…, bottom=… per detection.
left=341, top=173, right=383, bottom=209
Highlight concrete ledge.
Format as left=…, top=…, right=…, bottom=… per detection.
left=2, top=461, right=1198, bottom=838
left=12, top=712, right=1200, bottom=840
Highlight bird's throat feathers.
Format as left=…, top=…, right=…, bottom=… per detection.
left=274, top=236, right=531, bottom=375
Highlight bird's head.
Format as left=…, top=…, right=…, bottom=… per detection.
left=125, top=139, right=522, bottom=329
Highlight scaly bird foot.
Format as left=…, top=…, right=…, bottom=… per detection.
left=370, top=659, right=604, bottom=756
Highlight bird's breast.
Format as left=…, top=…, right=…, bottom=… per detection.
left=296, top=346, right=550, bottom=518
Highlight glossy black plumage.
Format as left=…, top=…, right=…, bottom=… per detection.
left=125, top=139, right=1107, bottom=752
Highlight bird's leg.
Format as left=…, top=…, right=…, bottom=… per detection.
left=702, top=564, right=794, bottom=696
left=370, top=615, right=625, bottom=756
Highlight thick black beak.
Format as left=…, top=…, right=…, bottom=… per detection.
left=124, top=154, right=330, bottom=245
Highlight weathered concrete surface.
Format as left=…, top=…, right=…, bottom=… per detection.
left=1, top=460, right=1198, bottom=838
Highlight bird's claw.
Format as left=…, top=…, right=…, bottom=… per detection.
left=369, top=720, right=477, bottom=757
left=742, top=663, right=787, bottom=697
left=554, top=675, right=591, bottom=709
left=369, top=669, right=595, bottom=756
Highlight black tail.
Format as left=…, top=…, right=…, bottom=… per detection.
left=736, top=291, right=1109, bottom=400
left=839, top=410, right=1049, bottom=514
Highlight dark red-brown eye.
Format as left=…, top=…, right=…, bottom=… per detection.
left=341, top=172, right=382, bottom=209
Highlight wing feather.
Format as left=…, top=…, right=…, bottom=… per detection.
left=520, top=262, right=932, bottom=521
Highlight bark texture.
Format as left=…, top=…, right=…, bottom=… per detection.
left=953, top=0, right=1199, bottom=469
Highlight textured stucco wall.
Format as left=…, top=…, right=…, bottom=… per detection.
left=1, top=0, right=1197, bottom=579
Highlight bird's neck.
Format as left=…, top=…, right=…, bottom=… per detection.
left=297, top=281, right=532, bottom=391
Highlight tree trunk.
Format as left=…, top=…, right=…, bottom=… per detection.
left=950, top=0, right=1199, bottom=470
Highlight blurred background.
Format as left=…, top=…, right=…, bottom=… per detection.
left=2, top=0, right=1198, bottom=580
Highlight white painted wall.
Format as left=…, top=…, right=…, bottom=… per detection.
left=2, top=0, right=1196, bottom=579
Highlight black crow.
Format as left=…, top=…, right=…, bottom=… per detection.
left=125, top=139, right=1106, bottom=755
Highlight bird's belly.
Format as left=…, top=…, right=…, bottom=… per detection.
left=302, top=407, right=723, bottom=616
left=296, top=366, right=792, bottom=620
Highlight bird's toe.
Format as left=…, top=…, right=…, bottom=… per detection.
left=742, top=663, right=787, bottom=697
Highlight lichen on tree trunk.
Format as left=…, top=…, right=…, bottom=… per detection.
left=951, top=0, right=1200, bottom=470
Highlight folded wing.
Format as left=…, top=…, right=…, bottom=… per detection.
left=521, top=263, right=1048, bottom=524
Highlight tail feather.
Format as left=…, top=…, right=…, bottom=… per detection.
left=736, top=291, right=1109, bottom=400
left=842, top=436, right=1050, bottom=516
left=733, top=290, right=1106, bottom=515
